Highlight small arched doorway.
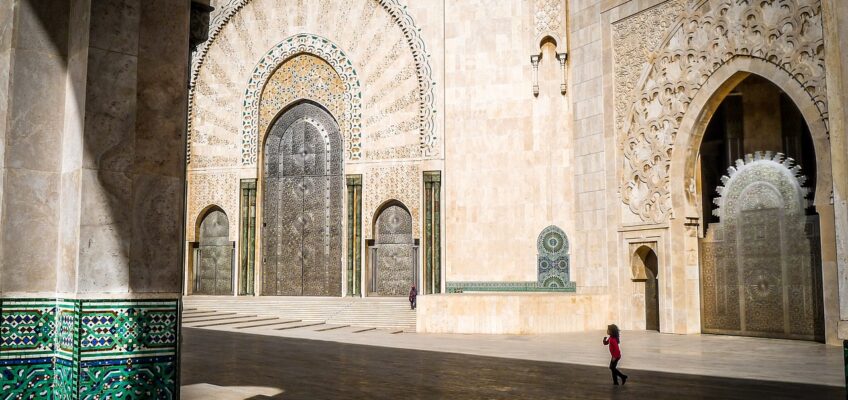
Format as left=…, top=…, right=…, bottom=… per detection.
left=195, top=208, right=233, bottom=295
left=369, top=201, right=417, bottom=296
left=633, top=245, right=659, bottom=331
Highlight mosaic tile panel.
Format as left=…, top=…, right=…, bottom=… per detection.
left=446, top=281, right=576, bottom=293
left=0, top=299, right=56, bottom=358
left=536, top=226, right=573, bottom=289
left=78, top=356, right=177, bottom=399
left=0, top=358, right=54, bottom=399
left=0, top=298, right=179, bottom=399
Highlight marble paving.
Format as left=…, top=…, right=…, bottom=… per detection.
left=180, top=311, right=844, bottom=388
left=181, top=327, right=845, bottom=399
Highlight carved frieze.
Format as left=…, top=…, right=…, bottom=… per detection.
left=615, top=0, right=828, bottom=223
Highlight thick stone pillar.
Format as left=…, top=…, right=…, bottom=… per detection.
left=823, top=0, right=848, bottom=343
left=0, top=1, right=189, bottom=398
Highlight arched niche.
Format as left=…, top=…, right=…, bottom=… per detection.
left=368, top=200, right=417, bottom=296
left=194, top=206, right=234, bottom=295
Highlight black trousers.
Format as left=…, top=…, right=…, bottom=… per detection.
left=609, top=358, right=627, bottom=384
left=410, top=297, right=416, bottom=309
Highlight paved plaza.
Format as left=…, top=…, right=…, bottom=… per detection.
left=180, top=322, right=845, bottom=399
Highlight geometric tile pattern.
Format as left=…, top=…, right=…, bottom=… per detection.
left=446, top=281, right=576, bottom=294
left=536, top=225, right=573, bottom=288
left=0, top=298, right=179, bottom=399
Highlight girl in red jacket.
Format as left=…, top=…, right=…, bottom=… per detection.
left=603, top=324, right=628, bottom=385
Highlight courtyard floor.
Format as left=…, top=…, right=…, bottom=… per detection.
left=180, top=325, right=845, bottom=399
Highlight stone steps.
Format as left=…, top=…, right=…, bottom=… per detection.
left=183, top=296, right=416, bottom=331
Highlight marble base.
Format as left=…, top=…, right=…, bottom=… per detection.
left=417, top=293, right=608, bottom=334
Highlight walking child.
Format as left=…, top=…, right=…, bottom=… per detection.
left=603, top=324, right=628, bottom=385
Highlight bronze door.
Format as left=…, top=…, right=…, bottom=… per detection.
left=644, top=251, right=659, bottom=331
left=262, top=103, right=343, bottom=296
left=196, top=209, right=233, bottom=295
left=372, top=205, right=415, bottom=296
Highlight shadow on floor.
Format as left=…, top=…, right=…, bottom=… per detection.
left=180, top=328, right=844, bottom=400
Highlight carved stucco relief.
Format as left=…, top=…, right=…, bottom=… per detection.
left=614, top=0, right=828, bottom=223
left=187, top=0, right=437, bottom=167
left=186, top=171, right=240, bottom=242
left=612, top=0, right=685, bottom=137
left=535, top=0, right=564, bottom=39
left=364, top=164, right=421, bottom=240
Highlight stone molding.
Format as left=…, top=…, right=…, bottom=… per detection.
left=615, top=0, right=828, bottom=223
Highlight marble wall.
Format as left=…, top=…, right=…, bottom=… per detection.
left=0, top=0, right=190, bottom=397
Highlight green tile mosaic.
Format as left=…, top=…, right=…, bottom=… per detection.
left=446, top=281, right=577, bottom=293
left=0, top=359, right=54, bottom=399
left=0, top=299, right=56, bottom=358
left=0, top=298, right=179, bottom=399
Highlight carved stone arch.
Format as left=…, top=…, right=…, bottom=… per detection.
left=630, top=243, right=658, bottom=281
left=187, top=0, right=437, bottom=162
left=372, top=199, right=412, bottom=235
left=244, top=34, right=361, bottom=164
left=620, top=0, right=828, bottom=223
left=670, top=58, right=832, bottom=219
left=536, top=33, right=564, bottom=54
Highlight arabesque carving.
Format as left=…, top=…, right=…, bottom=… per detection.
left=618, top=0, right=827, bottom=223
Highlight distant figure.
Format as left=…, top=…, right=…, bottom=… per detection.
left=408, top=285, right=417, bottom=310
left=603, top=324, right=628, bottom=385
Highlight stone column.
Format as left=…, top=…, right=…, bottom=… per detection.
left=0, top=1, right=189, bottom=398
left=823, top=0, right=848, bottom=343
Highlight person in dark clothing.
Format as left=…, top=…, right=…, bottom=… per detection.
left=603, top=324, right=628, bottom=385
left=408, top=286, right=417, bottom=310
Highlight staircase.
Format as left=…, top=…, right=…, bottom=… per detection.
left=182, top=296, right=416, bottom=331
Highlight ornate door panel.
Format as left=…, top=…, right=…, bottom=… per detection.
left=699, top=154, right=823, bottom=340
left=372, top=205, right=415, bottom=296
left=262, top=103, right=343, bottom=296
left=196, top=210, right=233, bottom=295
